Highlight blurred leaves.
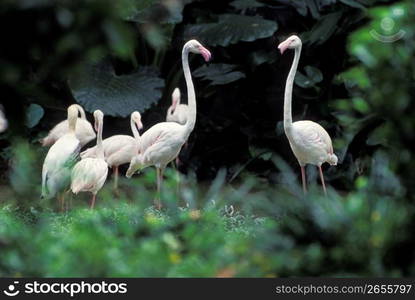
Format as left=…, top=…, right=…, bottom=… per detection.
left=69, top=59, right=164, bottom=117
left=25, top=104, right=44, bottom=129
left=295, top=66, right=323, bottom=88
left=184, top=14, right=278, bottom=47
left=193, top=64, right=246, bottom=85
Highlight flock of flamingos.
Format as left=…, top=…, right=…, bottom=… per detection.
left=1, top=36, right=338, bottom=210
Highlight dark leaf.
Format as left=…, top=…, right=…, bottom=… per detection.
left=69, top=59, right=164, bottom=117
left=25, top=104, right=44, bottom=128
left=230, top=0, right=265, bottom=10
left=305, top=12, right=343, bottom=45
left=193, top=64, right=246, bottom=85
left=184, top=14, right=278, bottom=47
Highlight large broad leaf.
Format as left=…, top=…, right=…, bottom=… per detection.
left=294, top=66, right=323, bottom=88
left=120, top=0, right=193, bottom=24
left=184, top=14, right=278, bottom=47
left=339, top=0, right=366, bottom=9
left=193, top=64, right=246, bottom=85
left=69, top=60, right=164, bottom=117
left=304, top=12, right=343, bottom=45
left=25, top=104, right=44, bottom=128
left=230, top=0, right=265, bottom=10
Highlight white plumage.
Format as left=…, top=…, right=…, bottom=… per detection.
left=126, top=39, right=211, bottom=208
left=41, top=105, right=81, bottom=210
left=71, top=110, right=108, bottom=208
left=278, top=35, right=337, bottom=195
left=0, top=105, right=7, bottom=133
left=80, top=111, right=142, bottom=189
left=41, top=104, right=95, bottom=147
left=166, top=88, right=189, bottom=125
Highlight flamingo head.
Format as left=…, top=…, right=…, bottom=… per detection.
left=132, top=111, right=143, bottom=130
left=185, top=39, right=211, bottom=62
left=169, top=88, right=181, bottom=114
left=126, top=155, right=142, bottom=178
left=93, top=109, right=104, bottom=132
left=278, top=35, right=302, bottom=55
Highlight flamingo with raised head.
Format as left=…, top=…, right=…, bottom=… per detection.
left=71, top=110, right=108, bottom=209
left=80, top=111, right=143, bottom=190
left=126, top=39, right=211, bottom=209
left=41, top=104, right=81, bottom=210
left=41, top=104, right=95, bottom=147
left=278, top=35, right=337, bottom=195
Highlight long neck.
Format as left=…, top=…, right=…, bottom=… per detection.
left=74, top=104, right=86, bottom=119
left=68, top=112, right=77, bottom=133
left=284, top=45, right=301, bottom=135
left=96, top=118, right=104, bottom=159
left=131, top=117, right=140, bottom=141
left=182, top=47, right=196, bottom=136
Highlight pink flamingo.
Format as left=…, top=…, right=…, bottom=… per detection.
left=80, top=111, right=143, bottom=190
left=278, top=35, right=337, bottom=195
left=71, top=110, right=108, bottom=208
left=126, top=39, right=211, bottom=208
left=166, top=88, right=189, bottom=125
left=41, top=104, right=95, bottom=147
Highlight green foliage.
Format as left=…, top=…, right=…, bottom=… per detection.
left=193, top=64, right=246, bottom=85
left=69, top=59, right=164, bottom=117
left=184, top=14, right=278, bottom=47
left=25, top=104, right=44, bottom=129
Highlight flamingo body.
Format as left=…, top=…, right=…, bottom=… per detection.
left=42, top=104, right=95, bottom=147
left=71, top=110, right=108, bottom=208
left=41, top=105, right=81, bottom=200
left=289, top=121, right=337, bottom=167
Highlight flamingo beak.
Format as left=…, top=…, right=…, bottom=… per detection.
left=137, top=121, right=143, bottom=130
left=278, top=40, right=290, bottom=55
left=199, top=46, right=212, bottom=62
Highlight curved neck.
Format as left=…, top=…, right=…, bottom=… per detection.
left=68, top=112, right=77, bottom=133
left=182, top=47, right=196, bottom=135
left=96, top=118, right=104, bottom=159
left=74, top=104, right=86, bottom=119
left=284, top=45, right=301, bottom=134
left=130, top=117, right=140, bottom=141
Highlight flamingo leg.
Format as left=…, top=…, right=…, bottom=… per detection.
left=155, top=167, right=164, bottom=209
left=300, top=166, right=307, bottom=194
left=90, top=194, right=96, bottom=209
left=113, top=166, right=119, bottom=191
left=318, top=166, right=327, bottom=196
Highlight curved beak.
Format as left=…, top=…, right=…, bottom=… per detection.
left=278, top=40, right=290, bottom=55
left=137, top=121, right=143, bottom=130
left=199, top=46, right=212, bottom=62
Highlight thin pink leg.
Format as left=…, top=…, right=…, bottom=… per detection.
left=318, top=166, right=327, bottom=196
left=155, top=168, right=163, bottom=209
left=300, top=166, right=307, bottom=194
left=90, top=194, right=96, bottom=209
left=113, top=166, right=119, bottom=191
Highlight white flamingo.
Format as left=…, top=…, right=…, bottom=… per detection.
left=71, top=110, right=108, bottom=209
left=41, top=104, right=81, bottom=210
left=0, top=105, right=7, bottom=133
left=41, top=104, right=95, bottom=147
left=80, top=111, right=143, bottom=190
left=126, top=39, right=211, bottom=208
left=166, top=88, right=189, bottom=125
left=278, top=35, right=337, bottom=195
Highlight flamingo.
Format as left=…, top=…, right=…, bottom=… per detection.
left=80, top=111, right=143, bottom=190
left=278, top=35, right=337, bottom=195
left=166, top=87, right=190, bottom=166
left=41, top=104, right=95, bottom=147
left=166, top=88, right=189, bottom=125
left=126, top=39, right=211, bottom=208
left=0, top=105, right=7, bottom=133
left=41, top=104, right=81, bottom=210
left=71, top=110, right=108, bottom=209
